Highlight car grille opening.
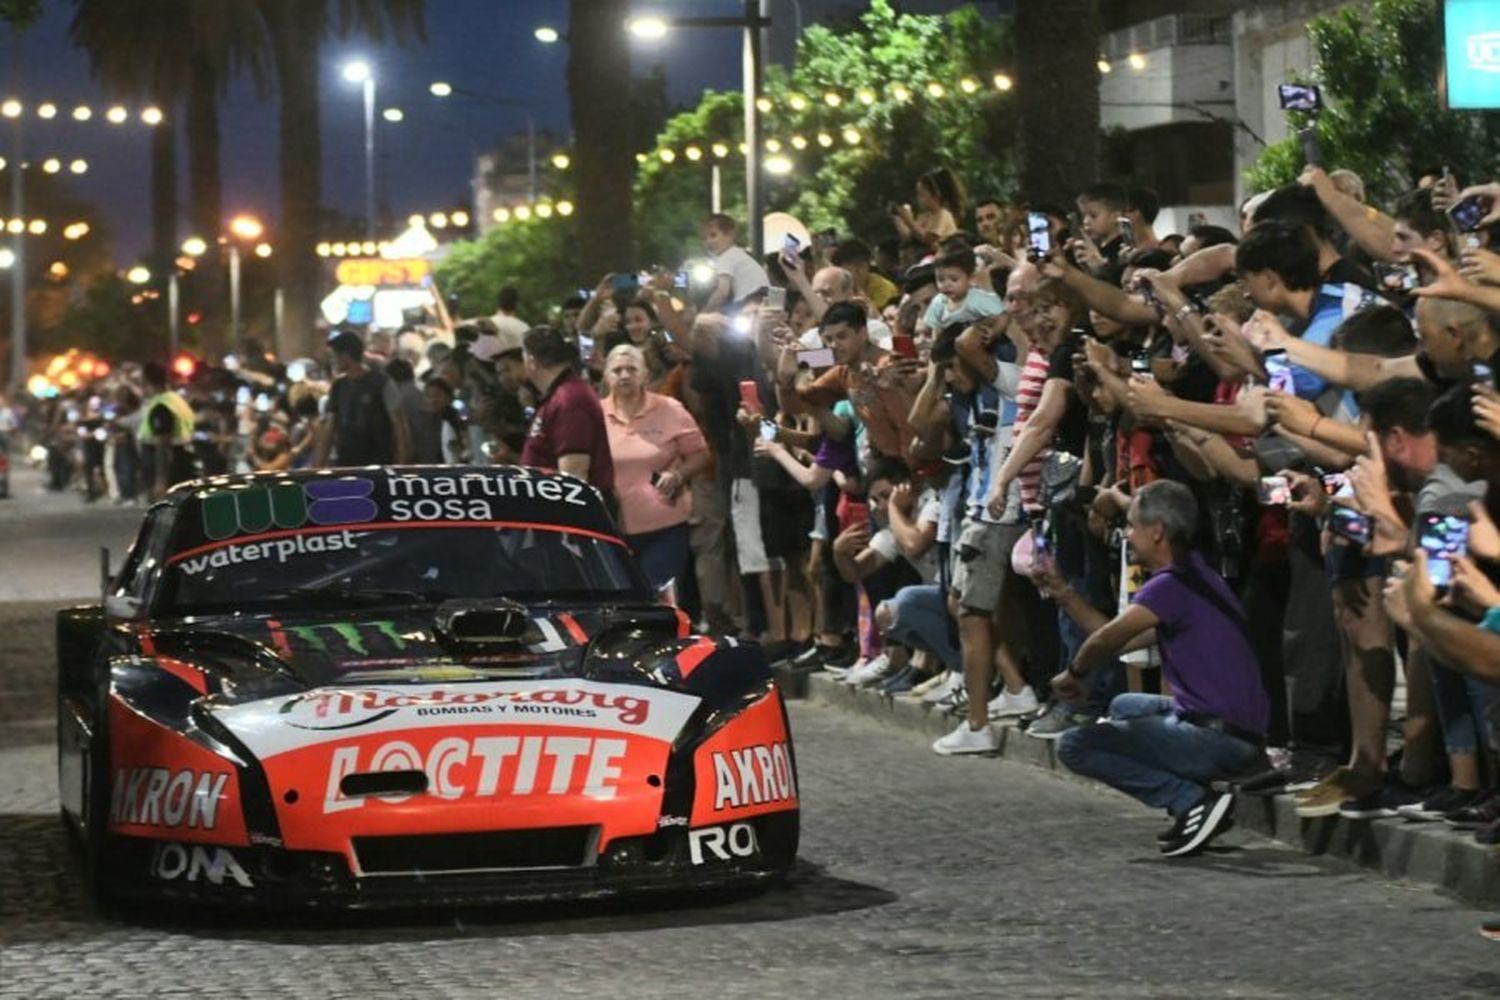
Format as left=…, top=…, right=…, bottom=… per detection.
left=340, top=770, right=429, bottom=797
left=352, top=826, right=598, bottom=876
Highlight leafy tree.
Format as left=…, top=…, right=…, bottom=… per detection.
left=0, top=0, right=40, bottom=26
left=634, top=0, right=1015, bottom=263
left=1245, top=0, right=1500, bottom=201
left=434, top=217, right=580, bottom=326
left=36, top=275, right=167, bottom=362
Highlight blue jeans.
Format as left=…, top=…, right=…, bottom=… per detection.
left=882, top=584, right=961, bottom=670
left=1431, top=656, right=1500, bottom=756
left=1057, top=694, right=1262, bottom=816
left=626, top=522, right=691, bottom=592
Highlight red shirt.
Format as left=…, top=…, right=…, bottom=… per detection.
left=521, top=372, right=615, bottom=495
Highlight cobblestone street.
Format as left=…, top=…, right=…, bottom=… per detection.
left=1, top=468, right=1497, bottom=998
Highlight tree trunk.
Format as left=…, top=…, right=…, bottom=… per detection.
left=267, top=0, right=321, bottom=360
left=1015, top=0, right=1101, bottom=205
left=567, top=0, right=635, bottom=282
left=186, top=55, right=224, bottom=357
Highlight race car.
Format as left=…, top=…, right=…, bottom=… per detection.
left=57, top=466, right=798, bottom=907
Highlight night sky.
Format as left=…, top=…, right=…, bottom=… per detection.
left=6, top=0, right=992, bottom=263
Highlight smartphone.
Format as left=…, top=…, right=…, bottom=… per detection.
left=235, top=386, right=252, bottom=406
left=576, top=287, right=592, bottom=300
left=610, top=273, right=639, bottom=292
left=1475, top=361, right=1494, bottom=384
left=766, top=286, right=787, bottom=311
left=797, top=347, right=835, bottom=369
left=1375, top=261, right=1419, bottom=292
left=1026, top=211, right=1051, bottom=260
left=839, top=499, right=870, bottom=533
left=1417, top=512, right=1469, bottom=590
left=781, top=233, right=802, bottom=270
left=1257, top=475, right=1292, bottom=506
left=758, top=418, right=778, bottom=442
left=891, top=334, right=917, bottom=359
left=739, top=379, right=763, bottom=415
left=1277, top=82, right=1323, bottom=112
left=1448, top=194, right=1489, bottom=233
left=1263, top=349, right=1296, bottom=394
left=1130, top=355, right=1152, bottom=374
left=1320, top=472, right=1353, bottom=497
left=1118, top=217, right=1136, bottom=247
left=673, top=271, right=688, bottom=289
left=1329, top=505, right=1371, bottom=546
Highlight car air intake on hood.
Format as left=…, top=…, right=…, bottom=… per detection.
left=352, top=826, right=599, bottom=875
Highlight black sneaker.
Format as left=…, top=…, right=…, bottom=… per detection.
left=1444, top=791, right=1500, bottom=830
left=762, top=639, right=807, bottom=665
left=786, top=642, right=838, bottom=671
left=1396, top=787, right=1484, bottom=822
left=1157, top=812, right=1235, bottom=844
left=1159, top=790, right=1235, bottom=857
left=1338, top=785, right=1421, bottom=820
left=822, top=642, right=859, bottom=669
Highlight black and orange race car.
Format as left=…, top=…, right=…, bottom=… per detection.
left=57, top=466, right=797, bottom=907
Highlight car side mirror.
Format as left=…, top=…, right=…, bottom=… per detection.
left=103, top=594, right=141, bottom=619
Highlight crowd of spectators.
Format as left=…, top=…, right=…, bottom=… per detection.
left=5, top=161, right=1500, bottom=933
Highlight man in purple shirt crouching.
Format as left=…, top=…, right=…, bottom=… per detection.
left=1044, top=480, right=1269, bottom=858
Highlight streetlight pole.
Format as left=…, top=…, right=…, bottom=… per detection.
left=628, top=6, right=771, bottom=255
left=228, top=244, right=242, bottom=347
left=6, top=34, right=25, bottom=395
left=345, top=61, right=377, bottom=241
left=744, top=0, right=767, bottom=258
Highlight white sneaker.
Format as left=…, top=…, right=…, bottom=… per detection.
left=845, top=653, right=892, bottom=687
left=921, top=671, right=962, bottom=705
left=988, top=685, right=1039, bottom=720
left=932, top=720, right=1000, bottom=756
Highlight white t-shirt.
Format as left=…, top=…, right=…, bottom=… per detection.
left=868, top=487, right=943, bottom=583
left=711, top=245, right=770, bottom=304
left=797, top=316, right=892, bottom=350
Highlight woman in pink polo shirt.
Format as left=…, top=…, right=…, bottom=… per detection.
left=602, top=345, right=710, bottom=590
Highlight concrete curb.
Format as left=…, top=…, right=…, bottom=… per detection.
left=783, top=669, right=1500, bottom=907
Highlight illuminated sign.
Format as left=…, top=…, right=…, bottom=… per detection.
left=1444, top=0, right=1500, bottom=109
left=333, top=257, right=430, bottom=286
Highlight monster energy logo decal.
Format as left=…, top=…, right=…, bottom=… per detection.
left=280, top=620, right=409, bottom=656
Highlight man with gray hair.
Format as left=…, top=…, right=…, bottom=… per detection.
left=1041, top=480, right=1269, bottom=857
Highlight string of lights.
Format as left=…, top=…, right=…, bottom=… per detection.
left=0, top=157, right=89, bottom=174
left=0, top=99, right=165, bottom=125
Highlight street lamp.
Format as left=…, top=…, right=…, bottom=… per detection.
left=628, top=2, right=772, bottom=256
left=343, top=59, right=377, bottom=240
left=534, top=26, right=561, bottom=44
left=226, top=214, right=264, bottom=347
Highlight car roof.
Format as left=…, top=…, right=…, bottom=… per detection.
left=165, top=465, right=590, bottom=502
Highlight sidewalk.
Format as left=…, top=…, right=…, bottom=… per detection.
left=782, top=669, right=1500, bottom=907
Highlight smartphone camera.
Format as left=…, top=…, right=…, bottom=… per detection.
left=1256, top=475, right=1292, bottom=506
left=759, top=418, right=778, bottom=442
left=1277, top=82, right=1323, bottom=112
left=1418, top=512, right=1470, bottom=591
left=1448, top=194, right=1489, bottom=233
left=1329, top=505, right=1372, bottom=545
left=1026, top=212, right=1052, bottom=262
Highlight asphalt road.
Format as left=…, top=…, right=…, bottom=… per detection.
left=0, top=462, right=1496, bottom=999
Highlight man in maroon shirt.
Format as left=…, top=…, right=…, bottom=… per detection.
left=520, top=327, right=616, bottom=505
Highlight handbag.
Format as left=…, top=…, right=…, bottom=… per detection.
left=1038, top=450, right=1082, bottom=508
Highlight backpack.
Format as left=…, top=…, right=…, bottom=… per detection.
left=335, top=370, right=395, bottom=465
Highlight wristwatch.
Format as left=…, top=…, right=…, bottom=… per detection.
left=1172, top=303, right=1195, bottom=324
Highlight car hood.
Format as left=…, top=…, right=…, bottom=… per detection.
left=144, top=600, right=683, bottom=693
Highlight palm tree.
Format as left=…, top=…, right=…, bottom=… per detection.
left=1014, top=0, right=1101, bottom=204
left=257, top=0, right=424, bottom=359
left=71, top=0, right=272, bottom=355
left=568, top=0, right=636, bottom=280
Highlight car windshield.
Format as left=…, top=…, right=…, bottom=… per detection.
left=159, top=523, right=650, bottom=615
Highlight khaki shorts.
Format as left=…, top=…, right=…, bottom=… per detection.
left=949, top=520, right=1023, bottom=615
